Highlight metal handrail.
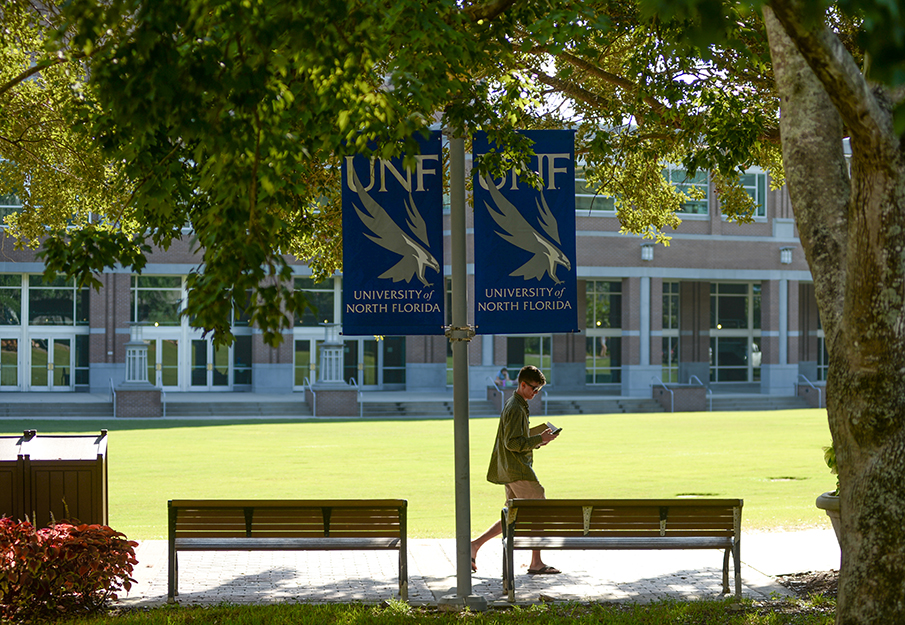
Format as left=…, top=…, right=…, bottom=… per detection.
left=688, top=375, right=712, bottom=412
left=796, top=374, right=823, bottom=408
left=487, top=376, right=504, bottom=392
left=349, top=377, right=362, bottom=418
left=303, top=377, right=317, bottom=418
left=651, top=376, right=674, bottom=413
left=161, top=388, right=167, bottom=418
left=109, top=378, right=116, bottom=419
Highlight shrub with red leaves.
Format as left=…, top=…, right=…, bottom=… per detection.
left=0, top=517, right=138, bottom=622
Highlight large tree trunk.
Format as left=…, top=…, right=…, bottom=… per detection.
left=765, top=4, right=905, bottom=624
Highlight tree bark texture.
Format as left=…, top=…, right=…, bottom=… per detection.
left=766, top=3, right=905, bottom=623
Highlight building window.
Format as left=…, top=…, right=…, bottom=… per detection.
left=294, top=277, right=335, bottom=326
left=586, top=336, right=621, bottom=384
left=131, top=276, right=182, bottom=326
left=0, top=275, right=22, bottom=325
left=508, top=336, right=553, bottom=383
left=75, top=335, right=89, bottom=387
left=662, top=281, right=680, bottom=383
left=0, top=338, right=17, bottom=387
left=233, top=335, right=252, bottom=385
left=0, top=192, right=21, bottom=221
left=818, top=336, right=828, bottom=381
left=586, top=280, right=622, bottom=385
left=710, top=282, right=762, bottom=382
left=383, top=336, right=406, bottom=385
left=816, top=312, right=828, bottom=381
left=28, top=275, right=89, bottom=326
left=665, top=166, right=709, bottom=215
left=233, top=290, right=253, bottom=327
left=575, top=168, right=615, bottom=213
left=739, top=170, right=768, bottom=218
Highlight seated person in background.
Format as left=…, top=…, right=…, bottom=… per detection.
left=495, top=367, right=511, bottom=387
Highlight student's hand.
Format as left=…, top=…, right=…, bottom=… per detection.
left=538, top=427, right=559, bottom=446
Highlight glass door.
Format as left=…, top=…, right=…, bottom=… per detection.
left=148, top=338, right=180, bottom=389
left=190, top=339, right=231, bottom=390
left=341, top=337, right=405, bottom=389
left=29, top=336, right=73, bottom=391
left=0, top=338, right=19, bottom=390
left=343, top=338, right=379, bottom=388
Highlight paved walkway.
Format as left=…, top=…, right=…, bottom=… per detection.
left=115, top=529, right=840, bottom=608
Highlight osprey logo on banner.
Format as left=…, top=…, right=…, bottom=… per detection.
left=342, top=131, right=445, bottom=336
left=473, top=130, right=578, bottom=335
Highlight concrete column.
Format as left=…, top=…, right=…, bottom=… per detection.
left=760, top=279, right=796, bottom=395
left=622, top=276, right=660, bottom=396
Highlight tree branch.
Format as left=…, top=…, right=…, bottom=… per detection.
left=768, top=0, right=893, bottom=153
left=529, top=68, right=613, bottom=111
left=763, top=6, right=849, bottom=348
left=551, top=49, right=668, bottom=115
left=463, top=0, right=519, bottom=22
left=0, top=54, right=85, bottom=99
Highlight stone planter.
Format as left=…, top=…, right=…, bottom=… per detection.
left=815, top=491, right=841, bottom=545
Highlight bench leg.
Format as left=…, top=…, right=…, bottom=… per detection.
left=399, top=545, right=408, bottom=601
left=167, top=550, right=178, bottom=603
left=733, top=540, right=742, bottom=597
left=721, top=548, right=730, bottom=594
left=505, top=543, right=515, bottom=602
left=501, top=544, right=508, bottom=592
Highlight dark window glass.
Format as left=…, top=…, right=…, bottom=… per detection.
left=294, top=277, right=334, bottom=326
left=0, top=338, right=17, bottom=386
left=383, top=336, right=405, bottom=385
left=132, top=275, right=182, bottom=325
left=295, top=340, right=312, bottom=386
left=29, top=289, right=74, bottom=325
left=716, top=296, right=747, bottom=329
left=75, top=335, right=89, bottom=386
left=586, top=281, right=622, bottom=329
left=234, top=336, right=252, bottom=385
left=76, top=287, right=89, bottom=325
left=0, top=278, right=21, bottom=325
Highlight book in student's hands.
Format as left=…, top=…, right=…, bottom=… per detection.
left=530, top=421, right=562, bottom=435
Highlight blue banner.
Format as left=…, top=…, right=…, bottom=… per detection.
left=473, top=130, right=578, bottom=335
left=342, top=132, right=445, bottom=336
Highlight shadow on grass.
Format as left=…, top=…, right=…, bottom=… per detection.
left=0, top=415, right=493, bottom=434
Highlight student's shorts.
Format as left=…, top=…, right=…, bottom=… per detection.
left=504, top=480, right=545, bottom=500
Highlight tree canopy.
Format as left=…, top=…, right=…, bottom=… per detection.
left=6, top=0, right=905, bottom=622
left=3, top=0, right=789, bottom=342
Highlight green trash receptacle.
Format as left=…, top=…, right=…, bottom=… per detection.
left=0, top=429, right=108, bottom=526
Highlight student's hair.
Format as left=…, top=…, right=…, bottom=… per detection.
left=517, top=365, right=546, bottom=387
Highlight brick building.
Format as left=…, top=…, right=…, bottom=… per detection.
left=0, top=164, right=824, bottom=402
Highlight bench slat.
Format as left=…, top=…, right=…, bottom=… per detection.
left=174, top=537, right=401, bottom=550
left=511, top=536, right=733, bottom=550
left=170, top=499, right=406, bottom=508
left=168, top=499, right=408, bottom=603
left=502, top=498, right=742, bottom=601
left=514, top=529, right=734, bottom=539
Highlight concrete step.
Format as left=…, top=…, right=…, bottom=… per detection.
left=361, top=400, right=498, bottom=418
left=0, top=402, right=114, bottom=418
left=542, top=398, right=665, bottom=415
left=709, top=395, right=811, bottom=412
left=162, top=401, right=313, bottom=418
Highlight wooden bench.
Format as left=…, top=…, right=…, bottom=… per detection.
left=501, top=498, right=743, bottom=601
left=167, top=499, right=408, bottom=602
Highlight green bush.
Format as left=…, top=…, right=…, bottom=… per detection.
left=0, top=517, right=137, bottom=622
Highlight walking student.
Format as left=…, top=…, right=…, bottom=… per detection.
left=470, top=365, right=561, bottom=575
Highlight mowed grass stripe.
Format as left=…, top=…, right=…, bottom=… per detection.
left=0, top=409, right=832, bottom=539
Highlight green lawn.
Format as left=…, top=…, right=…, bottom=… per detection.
left=1, top=409, right=834, bottom=540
